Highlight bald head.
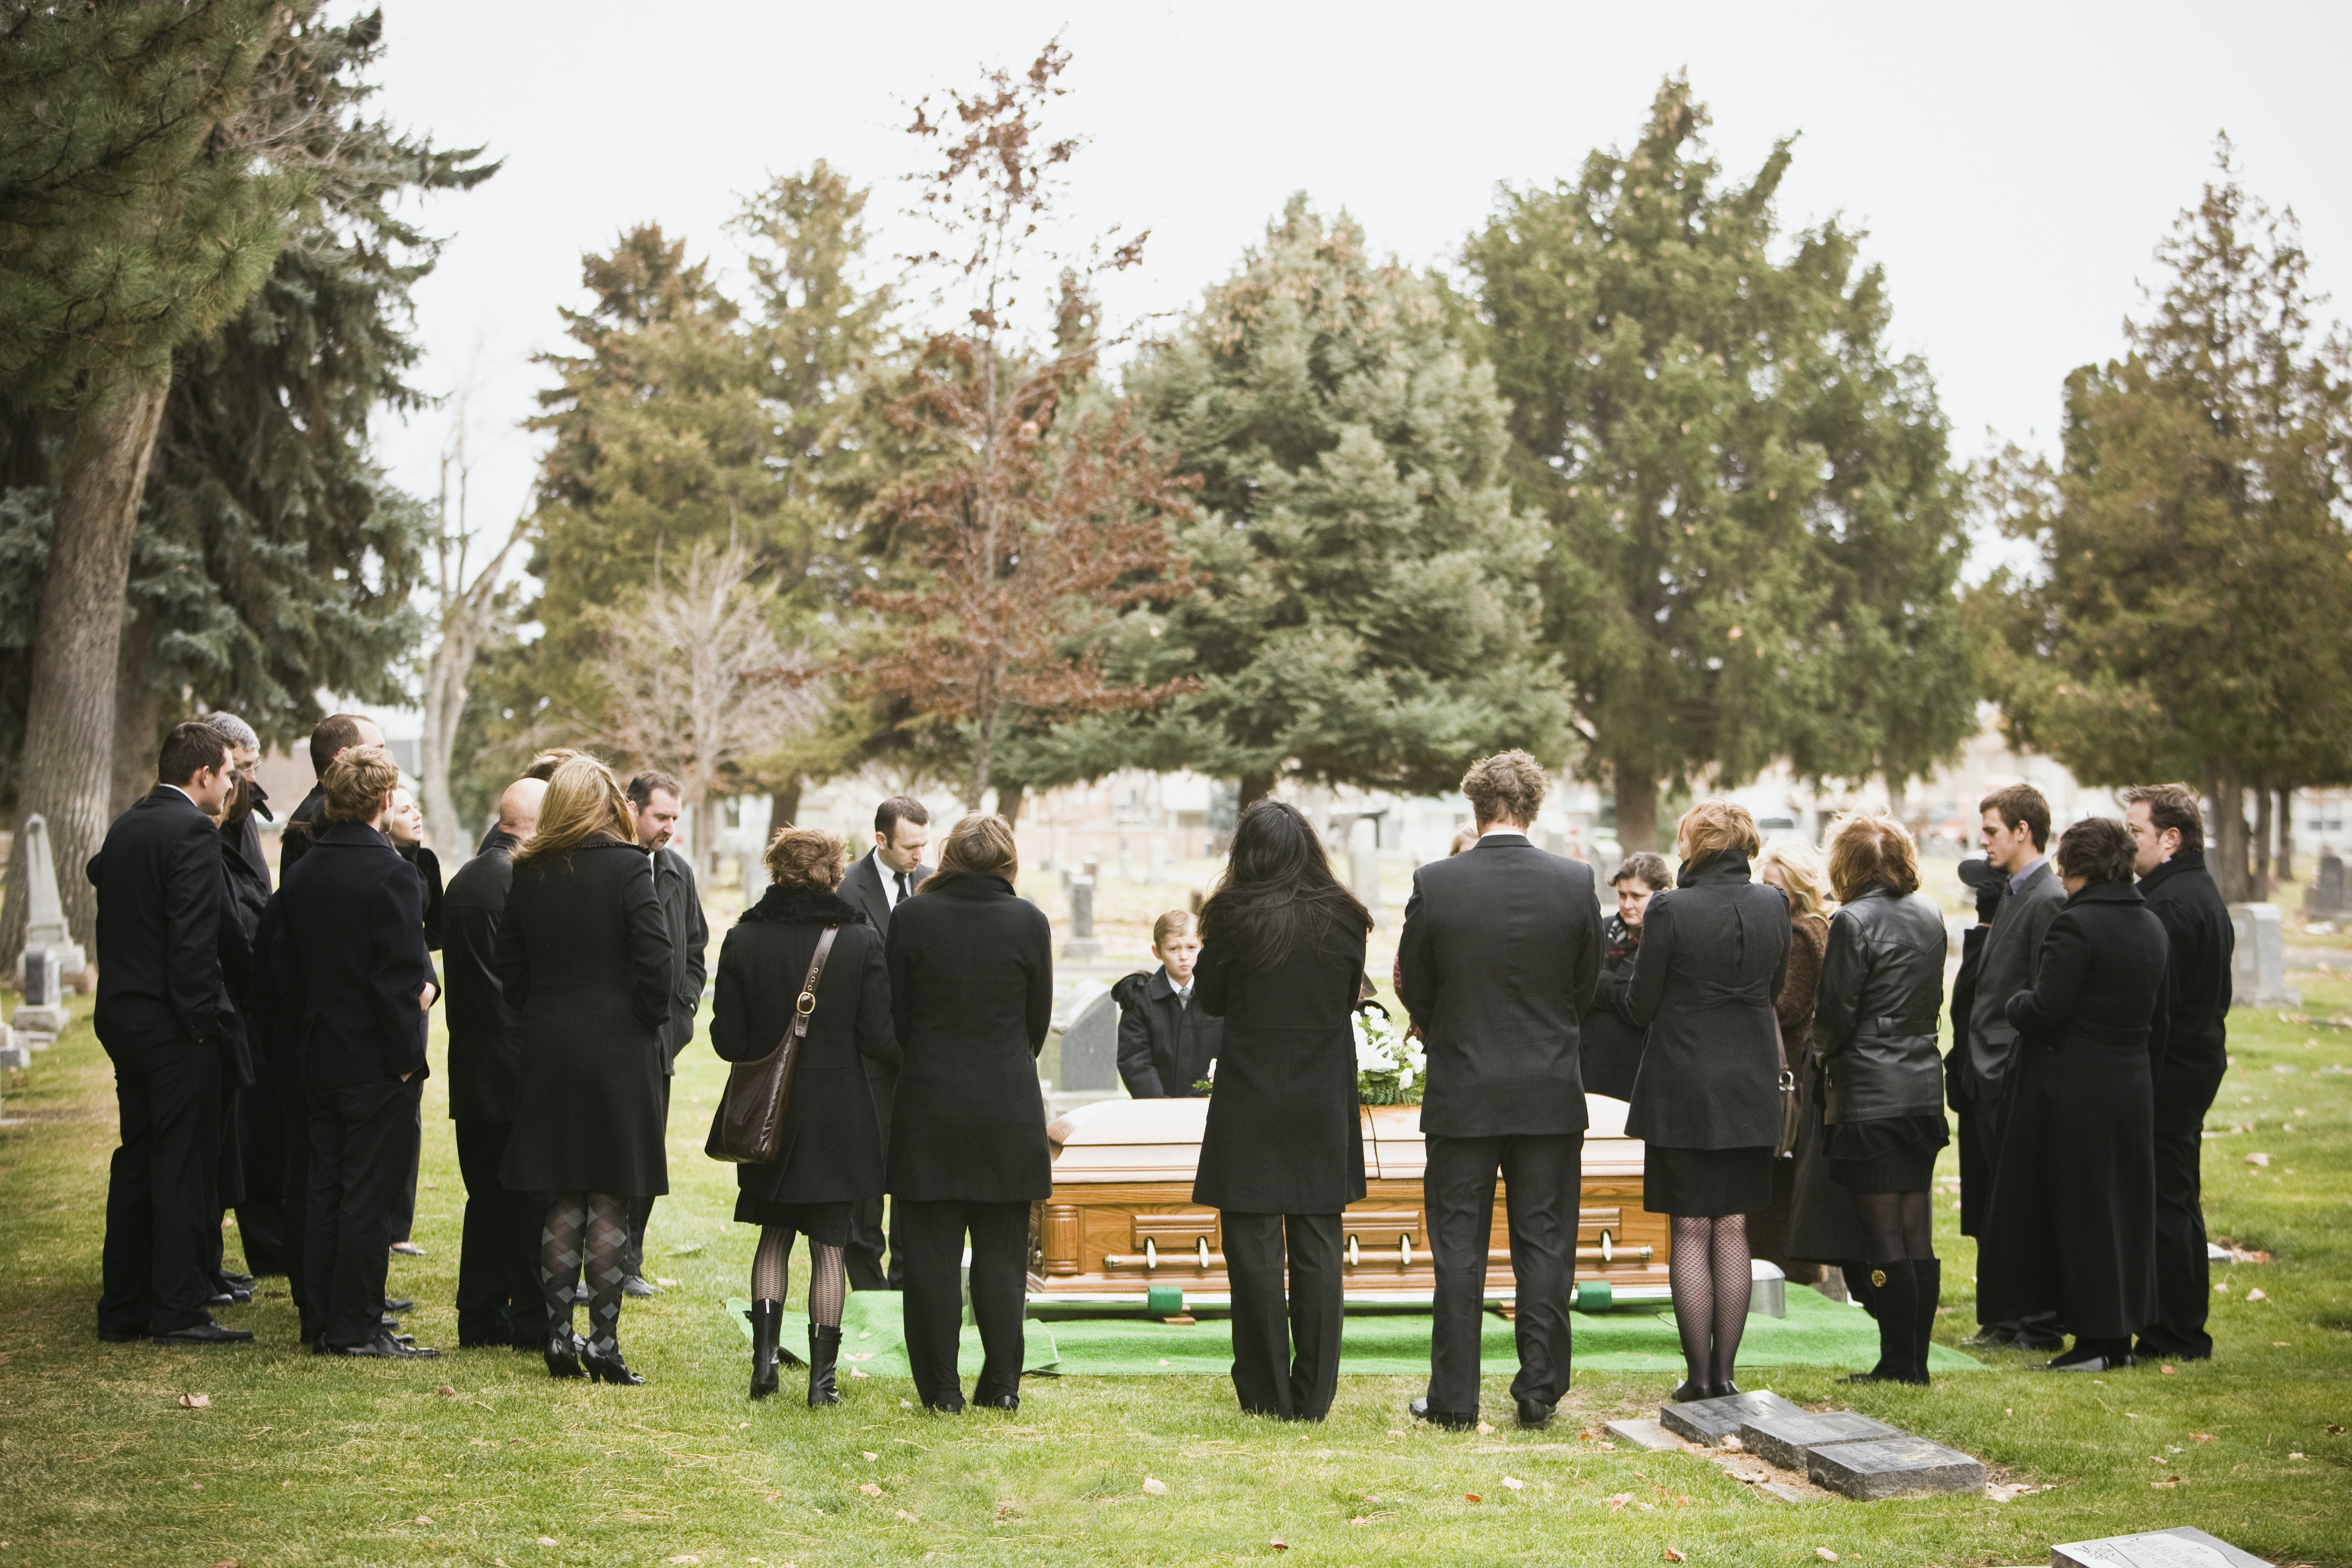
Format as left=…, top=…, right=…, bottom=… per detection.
left=498, top=777, right=548, bottom=839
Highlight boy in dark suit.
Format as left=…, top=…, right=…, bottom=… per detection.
left=1114, top=910, right=1222, bottom=1097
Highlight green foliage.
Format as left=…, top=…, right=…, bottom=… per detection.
left=1466, top=76, right=1973, bottom=843
left=1111, top=194, right=1569, bottom=800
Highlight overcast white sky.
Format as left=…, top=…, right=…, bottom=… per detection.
left=366, top=0, right=2352, bottom=554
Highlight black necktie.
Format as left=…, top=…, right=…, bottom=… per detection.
left=894, top=869, right=910, bottom=903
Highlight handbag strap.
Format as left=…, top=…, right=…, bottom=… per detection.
left=789, top=926, right=842, bottom=1043
left=1773, top=1014, right=1794, bottom=1083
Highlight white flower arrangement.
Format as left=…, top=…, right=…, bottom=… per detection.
left=1352, top=1007, right=1425, bottom=1106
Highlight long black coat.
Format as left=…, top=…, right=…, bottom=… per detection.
left=713, top=885, right=900, bottom=1208
left=88, top=786, right=235, bottom=1056
left=1113, top=967, right=1222, bottom=1098
left=495, top=838, right=676, bottom=1196
left=651, top=847, right=710, bottom=1069
left=1580, top=914, right=1648, bottom=1100
left=1963, top=858, right=2065, bottom=1100
left=2138, top=850, right=2233, bottom=1129
left=1396, top=833, right=1602, bottom=1138
left=441, top=830, right=522, bottom=1123
left=884, top=873, right=1053, bottom=1203
left=1620, top=852, right=1790, bottom=1150
left=1812, top=888, right=1948, bottom=1124
left=1192, top=908, right=1369, bottom=1215
left=1978, top=878, right=2170, bottom=1337
left=269, top=822, right=433, bottom=1092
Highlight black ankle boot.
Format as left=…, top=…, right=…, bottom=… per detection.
left=1844, top=1261, right=1918, bottom=1384
left=808, top=1324, right=842, bottom=1407
left=582, top=1336, right=645, bottom=1385
left=748, top=1300, right=783, bottom=1400
left=1909, top=1259, right=1941, bottom=1384
left=544, top=1324, right=583, bottom=1379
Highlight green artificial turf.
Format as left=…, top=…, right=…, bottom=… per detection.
left=2, top=973, right=2349, bottom=1567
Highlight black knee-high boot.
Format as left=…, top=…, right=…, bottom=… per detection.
left=1845, top=1260, right=1918, bottom=1384
left=1909, top=1259, right=1941, bottom=1384
left=808, top=1324, right=842, bottom=1407
left=748, top=1300, right=782, bottom=1400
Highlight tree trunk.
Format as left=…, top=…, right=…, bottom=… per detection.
left=420, top=624, right=474, bottom=861
left=996, top=779, right=1026, bottom=827
left=2276, top=785, right=2296, bottom=883
left=1613, top=757, right=1659, bottom=859
left=108, top=601, right=161, bottom=821
left=967, top=688, right=999, bottom=812
left=768, top=776, right=803, bottom=834
left=2251, top=778, right=2273, bottom=901
left=1236, top=769, right=1275, bottom=813
left=2208, top=764, right=2250, bottom=903
left=0, top=374, right=169, bottom=968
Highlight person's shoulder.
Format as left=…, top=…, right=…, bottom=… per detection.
left=1111, top=970, right=1153, bottom=1004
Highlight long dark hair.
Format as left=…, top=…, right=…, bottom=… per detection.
left=1199, top=800, right=1372, bottom=974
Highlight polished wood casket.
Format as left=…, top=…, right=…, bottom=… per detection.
left=1028, top=1095, right=1670, bottom=1305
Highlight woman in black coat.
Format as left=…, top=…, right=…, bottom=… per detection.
left=1621, top=802, right=1790, bottom=1402
left=1981, top=816, right=2170, bottom=1372
left=495, top=757, right=675, bottom=1384
left=1809, top=812, right=1951, bottom=1385
left=712, top=827, right=898, bottom=1405
left=885, top=813, right=1052, bottom=1414
left=1582, top=851, right=1669, bottom=1100
left=1193, top=800, right=1372, bottom=1421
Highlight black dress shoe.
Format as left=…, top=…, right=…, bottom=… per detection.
left=977, top=1392, right=1018, bottom=1411
left=220, top=1271, right=256, bottom=1290
left=336, top=1331, right=441, bottom=1360
left=1408, top=1396, right=1478, bottom=1429
left=382, top=1297, right=414, bottom=1313
left=2041, top=1348, right=2135, bottom=1373
left=205, top=1288, right=253, bottom=1307
left=154, top=1322, right=255, bottom=1346
left=622, top=1275, right=660, bottom=1298
left=1515, top=1396, right=1556, bottom=1429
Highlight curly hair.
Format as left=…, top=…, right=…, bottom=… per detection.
left=1825, top=809, right=1921, bottom=902
left=1676, top=800, right=1761, bottom=865
left=1461, top=750, right=1548, bottom=828
left=322, top=744, right=402, bottom=824
left=764, top=826, right=847, bottom=891
left=2055, top=816, right=2137, bottom=886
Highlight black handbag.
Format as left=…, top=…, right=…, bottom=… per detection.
left=1772, top=1015, right=1802, bottom=1160
left=705, top=926, right=839, bottom=1164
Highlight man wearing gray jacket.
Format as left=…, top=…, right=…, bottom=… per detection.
left=1960, top=783, right=2066, bottom=1349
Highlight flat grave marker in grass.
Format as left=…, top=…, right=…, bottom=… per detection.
left=1736, top=1409, right=1903, bottom=1471
left=1806, top=1433, right=1986, bottom=1500
left=2051, top=1524, right=2274, bottom=1567
left=1658, top=1388, right=1804, bottom=1443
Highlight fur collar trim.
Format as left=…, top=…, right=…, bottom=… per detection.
left=739, top=884, right=868, bottom=927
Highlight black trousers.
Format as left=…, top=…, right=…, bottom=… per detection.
left=847, top=1194, right=903, bottom=1290
left=234, top=1072, right=293, bottom=1275
left=98, top=1038, right=225, bottom=1336
left=1220, top=1211, right=1342, bottom=1421
left=1425, top=1132, right=1580, bottom=1414
left=623, top=1077, right=674, bottom=1280
left=388, top=1093, right=422, bottom=1244
left=2143, top=1056, right=2226, bottom=1357
left=896, top=1198, right=1029, bottom=1410
left=305, top=1076, right=421, bottom=1350
left=454, top=1119, right=540, bottom=1339
left=267, top=1056, right=315, bottom=1341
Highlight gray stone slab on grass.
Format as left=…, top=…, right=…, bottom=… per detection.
left=1659, top=1389, right=1805, bottom=1444
left=1758, top=1481, right=1813, bottom=1503
left=1603, top=1417, right=1683, bottom=1451
left=1737, top=1410, right=1903, bottom=1471
left=1807, top=1435, right=1986, bottom=1499
left=2052, top=1526, right=2274, bottom=1568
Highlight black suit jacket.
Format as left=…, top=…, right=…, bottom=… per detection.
left=1397, top=833, right=1603, bottom=1138
left=2137, top=850, right=2233, bottom=1099
left=87, top=786, right=233, bottom=1056
left=270, top=821, right=434, bottom=1091
left=651, top=846, right=710, bottom=1069
left=278, top=783, right=327, bottom=879
left=1113, top=966, right=1222, bottom=1098
left=841, top=847, right=931, bottom=933
left=441, top=829, right=523, bottom=1121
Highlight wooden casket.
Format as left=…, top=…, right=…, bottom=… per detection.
left=1028, top=1096, right=1670, bottom=1305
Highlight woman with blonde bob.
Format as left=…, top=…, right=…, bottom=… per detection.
left=713, top=826, right=898, bottom=1404
left=495, top=756, right=676, bottom=1384
left=1621, top=800, right=1791, bottom=1402
left=1809, top=810, right=1950, bottom=1384
left=884, top=814, right=1053, bottom=1413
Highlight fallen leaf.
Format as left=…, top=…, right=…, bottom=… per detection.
left=2246, top=1152, right=2270, bottom=1166
left=2160, top=1365, right=2176, bottom=1375
left=1722, top=1435, right=1744, bottom=1452
left=1350, top=1515, right=1368, bottom=1526
left=2290, top=1452, right=2307, bottom=1461
left=415, top=1515, right=434, bottom=1526
left=845, top=1352, right=874, bottom=1362
left=191, top=1482, right=203, bottom=1491
left=1142, top=1477, right=1169, bottom=1496
left=1476, top=1420, right=1496, bottom=1435
left=861, top=1451, right=878, bottom=1461
left=667, top=1558, right=702, bottom=1565
left=280, top=1480, right=293, bottom=1489
left=2192, top=1433, right=2216, bottom=1442
left=1595, top=1440, right=1617, bottom=1451
left=1270, top=1537, right=1288, bottom=1551
left=893, top=1509, right=916, bottom=1521
left=850, top=1368, right=869, bottom=1378
left=1465, top=1493, right=1482, bottom=1503
left=2330, top=1425, right=2345, bottom=1436
left=737, top=1421, right=749, bottom=1429
left=860, top=1483, right=883, bottom=1497
left=2247, top=1288, right=2269, bottom=1302
left=1817, top=1551, right=1840, bottom=1563
left=2273, top=1340, right=2292, bottom=1347
left=178, top=1393, right=210, bottom=1408
left=1665, top=1550, right=1687, bottom=1563
left=537, top=1538, right=558, bottom=1548
left=1502, top=1476, right=1525, bottom=1490
left=2152, top=1478, right=2179, bottom=1488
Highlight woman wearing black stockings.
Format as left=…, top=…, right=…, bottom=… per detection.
left=713, top=827, right=897, bottom=1403
left=495, top=757, right=676, bottom=1384
left=1621, top=802, right=1791, bottom=1402
left=1812, top=811, right=1951, bottom=1384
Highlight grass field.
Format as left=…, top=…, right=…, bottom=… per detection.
left=2, top=962, right=2347, bottom=1568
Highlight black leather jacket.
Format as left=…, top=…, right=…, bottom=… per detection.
left=1813, top=886, right=1948, bottom=1123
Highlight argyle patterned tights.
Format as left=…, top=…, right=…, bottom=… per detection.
left=541, top=1193, right=630, bottom=1349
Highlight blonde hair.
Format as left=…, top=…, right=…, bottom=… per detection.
left=929, top=813, right=1018, bottom=883
left=513, top=755, right=633, bottom=864
left=1825, top=808, right=1921, bottom=902
left=322, top=744, right=402, bottom=824
left=1151, top=909, right=1197, bottom=950
left=1676, top=800, right=1761, bottom=864
left=764, top=826, right=847, bottom=891
left=1756, top=837, right=1834, bottom=921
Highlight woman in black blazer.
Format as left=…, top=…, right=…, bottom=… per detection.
left=495, top=757, right=675, bottom=1384
left=1981, top=816, right=2170, bottom=1372
left=1621, top=801, right=1789, bottom=1402
left=712, top=827, right=898, bottom=1405
left=1193, top=800, right=1372, bottom=1421
left=885, top=814, right=1052, bottom=1413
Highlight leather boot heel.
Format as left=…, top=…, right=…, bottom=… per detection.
left=545, top=1328, right=583, bottom=1379
left=748, top=1301, right=783, bottom=1400
left=1908, top=1259, right=1941, bottom=1385
left=808, top=1324, right=843, bottom=1408
left=582, top=1338, right=645, bottom=1386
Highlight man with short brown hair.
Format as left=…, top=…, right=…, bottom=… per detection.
left=279, top=712, right=384, bottom=878
left=618, top=769, right=708, bottom=1296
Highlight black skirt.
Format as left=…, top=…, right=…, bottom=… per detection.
left=732, top=1196, right=854, bottom=1248
left=1644, top=1144, right=1775, bottom=1217
left=1826, top=1113, right=1951, bottom=1194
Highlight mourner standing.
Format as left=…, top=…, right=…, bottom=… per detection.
left=1396, top=751, right=1602, bottom=1431
left=382, top=785, right=442, bottom=1262
left=1193, top=801, right=1372, bottom=1422
left=1619, top=801, right=1790, bottom=1402
left=278, top=713, right=383, bottom=878
left=838, top=795, right=932, bottom=1290
left=1755, top=839, right=1851, bottom=1288
left=1581, top=853, right=1668, bottom=1103
left=2122, top=784, right=2234, bottom=1363
left=620, top=771, right=710, bottom=1298
left=198, top=713, right=279, bottom=1285
left=884, top=814, right=1051, bottom=1413
left=1946, top=855, right=2009, bottom=1243
left=1113, top=910, right=1221, bottom=1098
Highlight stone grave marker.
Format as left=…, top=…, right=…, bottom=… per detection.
left=1736, top=1409, right=1902, bottom=1472
left=1600, top=1417, right=1682, bottom=1451
left=13, top=945, right=69, bottom=1039
left=2308, top=851, right=2345, bottom=917
left=2051, top=1525, right=2273, bottom=1568
left=1806, top=1434, right=1985, bottom=1499
left=11, top=812, right=86, bottom=993
left=2226, top=903, right=2297, bottom=1008
left=1658, top=1388, right=1804, bottom=1444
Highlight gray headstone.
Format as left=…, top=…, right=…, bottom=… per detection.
left=1736, top=1410, right=1902, bottom=1472
left=1806, top=1435, right=1985, bottom=1499
left=12, top=946, right=70, bottom=1037
left=1658, top=1389, right=1805, bottom=1444
left=2313, top=852, right=2346, bottom=915
left=2052, top=1526, right=2272, bottom=1568
left=1057, top=989, right=1120, bottom=1091
left=1601, top=1417, right=1683, bottom=1451
left=2227, top=903, right=2297, bottom=1008
left=1064, top=875, right=1102, bottom=960
left=0, top=1022, right=26, bottom=1071
left=12, top=814, right=86, bottom=981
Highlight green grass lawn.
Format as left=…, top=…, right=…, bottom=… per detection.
left=2, top=973, right=2348, bottom=1568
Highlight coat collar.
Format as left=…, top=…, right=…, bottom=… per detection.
left=317, top=820, right=395, bottom=850
left=1677, top=850, right=1752, bottom=888
left=921, top=870, right=1015, bottom=900
left=479, top=828, right=522, bottom=858
left=740, top=883, right=867, bottom=927
left=2065, top=877, right=2145, bottom=909
left=2137, top=848, right=2209, bottom=897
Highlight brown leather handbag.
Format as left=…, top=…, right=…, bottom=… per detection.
left=1772, top=1015, right=1802, bottom=1160
left=705, top=926, right=839, bottom=1164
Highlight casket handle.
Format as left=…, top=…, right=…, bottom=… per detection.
left=1346, top=1234, right=1361, bottom=1268
left=1197, top=1236, right=1212, bottom=1269
left=1599, top=1228, right=1613, bottom=1265
left=1399, top=1233, right=1414, bottom=1268
left=1143, top=1237, right=1158, bottom=1271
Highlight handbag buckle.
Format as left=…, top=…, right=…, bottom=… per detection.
left=796, top=990, right=818, bottom=1016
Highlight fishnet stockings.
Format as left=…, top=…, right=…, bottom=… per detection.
left=749, top=1225, right=846, bottom=1328
left=1669, top=1213, right=1754, bottom=1390
left=541, top=1193, right=631, bottom=1347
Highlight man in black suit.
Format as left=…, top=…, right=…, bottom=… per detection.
left=2124, top=783, right=2235, bottom=1364
left=443, top=776, right=546, bottom=1348
left=1397, top=751, right=1603, bottom=1430
left=277, top=711, right=382, bottom=879
left=619, top=770, right=709, bottom=1296
left=837, top=794, right=931, bottom=1289
left=272, top=743, right=441, bottom=1360
left=89, top=723, right=251, bottom=1345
